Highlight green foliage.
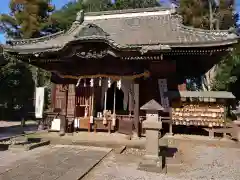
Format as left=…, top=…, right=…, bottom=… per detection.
left=0, top=0, right=56, bottom=39
left=179, top=0, right=209, bottom=29
left=179, top=0, right=238, bottom=93
left=113, top=0, right=160, bottom=9
left=212, top=44, right=240, bottom=91
left=0, top=58, right=35, bottom=119
left=51, top=0, right=160, bottom=31
left=50, top=1, right=84, bottom=30
left=0, top=0, right=54, bottom=120
left=179, top=0, right=236, bottom=30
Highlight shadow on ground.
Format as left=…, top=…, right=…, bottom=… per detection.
left=0, top=123, right=38, bottom=140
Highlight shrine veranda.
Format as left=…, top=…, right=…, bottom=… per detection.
left=0, top=7, right=238, bottom=136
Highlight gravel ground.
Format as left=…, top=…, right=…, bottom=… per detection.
left=83, top=142, right=240, bottom=180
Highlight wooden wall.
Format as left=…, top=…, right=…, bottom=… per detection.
left=52, top=84, right=67, bottom=114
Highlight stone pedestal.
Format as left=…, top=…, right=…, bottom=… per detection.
left=144, top=121, right=162, bottom=159
left=138, top=120, right=166, bottom=173
left=169, top=121, right=173, bottom=136
left=138, top=99, right=165, bottom=173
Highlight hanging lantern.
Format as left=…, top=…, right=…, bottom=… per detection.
left=99, top=77, right=102, bottom=87
left=108, top=78, right=111, bottom=88
left=90, top=78, right=94, bottom=87
left=117, top=79, right=121, bottom=90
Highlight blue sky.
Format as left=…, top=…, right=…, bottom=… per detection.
left=0, top=0, right=240, bottom=43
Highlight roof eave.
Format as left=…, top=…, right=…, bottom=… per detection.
left=2, top=37, right=238, bottom=55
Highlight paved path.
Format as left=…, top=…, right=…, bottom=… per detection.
left=0, top=145, right=111, bottom=180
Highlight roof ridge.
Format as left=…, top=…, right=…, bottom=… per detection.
left=85, top=7, right=173, bottom=16
left=170, top=15, right=235, bottom=37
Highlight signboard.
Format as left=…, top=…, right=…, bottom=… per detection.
left=35, top=87, right=45, bottom=119
left=158, top=79, right=170, bottom=112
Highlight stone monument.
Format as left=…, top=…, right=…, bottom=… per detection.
left=138, top=99, right=165, bottom=173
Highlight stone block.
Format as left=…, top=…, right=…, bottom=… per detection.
left=138, top=157, right=166, bottom=174
left=143, top=121, right=162, bottom=130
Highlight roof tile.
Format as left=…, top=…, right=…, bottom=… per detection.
left=3, top=8, right=239, bottom=53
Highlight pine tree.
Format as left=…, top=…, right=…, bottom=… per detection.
left=113, top=0, right=160, bottom=9
left=0, top=0, right=56, bottom=39
left=178, top=0, right=238, bottom=92
left=178, top=0, right=236, bottom=30
left=0, top=0, right=55, bottom=121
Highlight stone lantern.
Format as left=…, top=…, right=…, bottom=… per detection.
left=138, top=99, right=165, bottom=173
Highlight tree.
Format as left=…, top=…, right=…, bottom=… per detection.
left=0, top=0, right=55, bottom=121
left=50, top=1, right=84, bottom=30
left=0, top=0, right=56, bottom=39
left=212, top=43, right=240, bottom=95
left=51, top=0, right=161, bottom=31
left=179, top=0, right=236, bottom=30
left=51, top=0, right=114, bottom=31
left=178, top=0, right=238, bottom=91
left=113, top=0, right=160, bottom=9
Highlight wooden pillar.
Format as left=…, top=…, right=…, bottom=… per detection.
left=134, top=82, right=140, bottom=137
left=66, top=84, right=76, bottom=133
left=51, top=83, right=56, bottom=110
left=103, top=89, right=108, bottom=125
left=129, top=84, right=134, bottom=115
left=59, top=84, right=68, bottom=136
left=169, top=108, right=173, bottom=136
left=66, top=84, right=76, bottom=117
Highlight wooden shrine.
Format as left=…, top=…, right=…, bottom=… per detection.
left=0, top=7, right=239, bottom=136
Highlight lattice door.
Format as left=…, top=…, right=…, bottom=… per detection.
left=75, top=87, right=92, bottom=117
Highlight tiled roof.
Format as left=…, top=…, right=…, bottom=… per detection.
left=140, top=99, right=164, bottom=111
left=2, top=7, right=239, bottom=54
left=166, top=91, right=236, bottom=100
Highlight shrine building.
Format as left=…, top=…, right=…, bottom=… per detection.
left=1, top=7, right=238, bottom=136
